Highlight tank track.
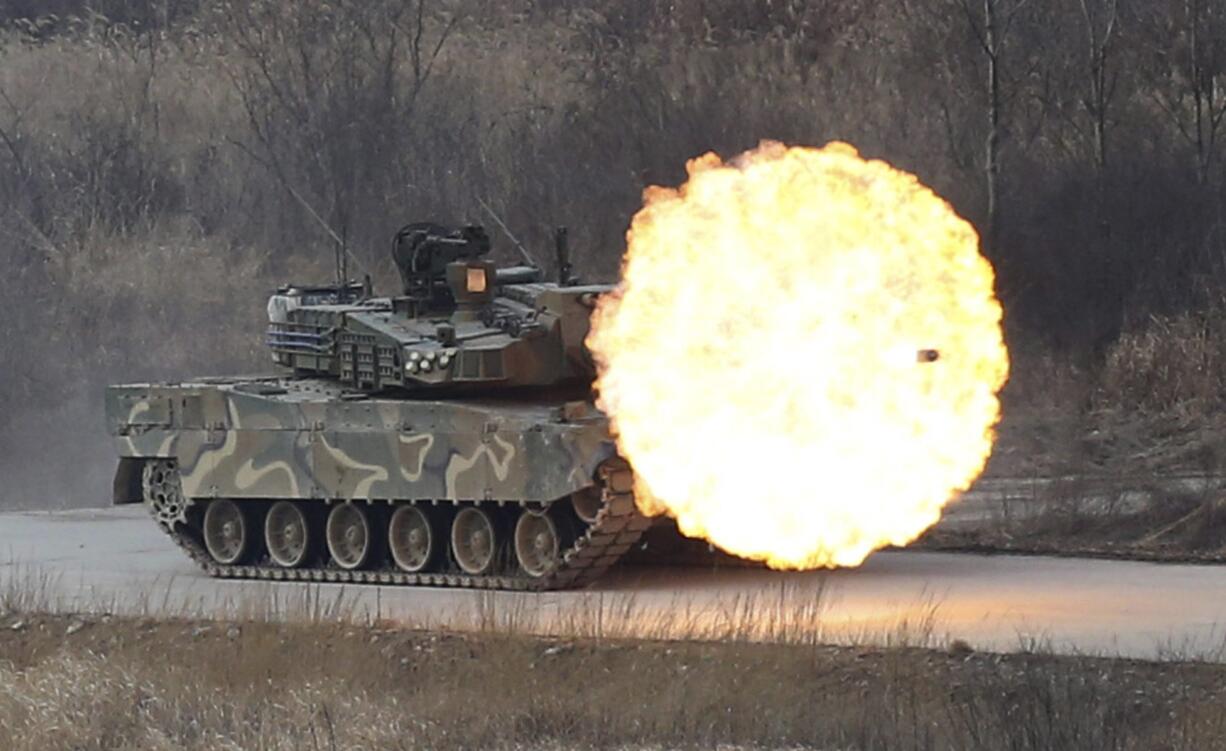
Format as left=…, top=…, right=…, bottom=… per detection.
left=144, top=460, right=651, bottom=591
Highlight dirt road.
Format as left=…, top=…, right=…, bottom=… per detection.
left=2, top=506, right=1224, bottom=660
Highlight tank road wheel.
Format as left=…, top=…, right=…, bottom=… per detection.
left=388, top=505, right=437, bottom=573
left=571, top=487, right=603, bottom=525
left=451, top=507, right=499, bottom=576
left=203, top=499, right=251, bottom=565
left=514, top=510, right=560, bottom=578
left=326, top=503, right=374, bottom=570
left=265, top=501, right=313, bottom=568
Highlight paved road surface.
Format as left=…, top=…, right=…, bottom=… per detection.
left=2, top=506, right=1224, bottom=661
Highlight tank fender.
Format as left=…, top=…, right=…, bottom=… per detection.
left=112, top=458, right=145, bottom=505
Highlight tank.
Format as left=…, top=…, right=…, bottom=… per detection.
left=104, top=223, right=651, bottom=590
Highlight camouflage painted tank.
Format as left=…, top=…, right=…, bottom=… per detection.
left=105, top=224, right=650, bottom=590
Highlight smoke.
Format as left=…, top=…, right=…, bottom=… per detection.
left=0, top=397, right=116, bottom=511
left=0, top=238, right=280, bottom=512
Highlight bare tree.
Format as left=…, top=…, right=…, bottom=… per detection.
left=953, top=0, right=1033, bottom=254
left=218, top=0, right=457, bottom=268
left=898, top=0, right=1036, bottom=255
left=1141, top=0, right=1226, bottom=185
left=1077, top=0, right=1120, bottom=175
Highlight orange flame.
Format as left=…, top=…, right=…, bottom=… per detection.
left=588, top=141, right=1009, bottom=569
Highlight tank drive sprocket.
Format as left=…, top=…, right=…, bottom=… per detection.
left=142, top=459, right=192, bottom=529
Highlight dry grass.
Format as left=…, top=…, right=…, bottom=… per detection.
left=2, top=518, right=1224, bottom=748
left=1099, top=308, right=1226, bottom=415
left=0, top=612, right=1224, bottom=751
left=0, top=556, right=943, bottom=653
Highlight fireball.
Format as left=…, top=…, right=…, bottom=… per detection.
left=587, top=141, right=1009, bottom=569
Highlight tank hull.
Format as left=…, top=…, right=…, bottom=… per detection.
left=105, top=377, right=649, bottom=590
left=107, top=377, right=616, bottom=504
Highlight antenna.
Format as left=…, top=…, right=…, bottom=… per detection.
left=229, top=138, right=367, bottom=283
left=340, top=224, right=349, bottom=298
left=476, top=196, right=540, bottom=268
left=334, top=238, right=343, bottom=290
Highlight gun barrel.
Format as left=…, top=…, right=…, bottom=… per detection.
left=495, top=266, right=543, bottom=285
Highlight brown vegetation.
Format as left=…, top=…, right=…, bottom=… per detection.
left=0, top=612, right=1224, bottom=750
left=925, top=472, right=1226, bottom=561
left=1, top=1, right=1225, bottom=508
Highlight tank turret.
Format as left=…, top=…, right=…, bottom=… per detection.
left=265, top=223, right=606, bottom=394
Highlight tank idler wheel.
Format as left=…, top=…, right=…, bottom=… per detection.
left=451, top=507, right=499, bottom=575
left=265, top=501, right=313, bottom=568
left=514, top=509, right=560, bottom=578
left=571, top=487, right=603, bottom=524
left=203, top=499, right=251, bottom=565
left=326, top=503, right=374, bottom=571
left=388, top=505, right=437, bottom=573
